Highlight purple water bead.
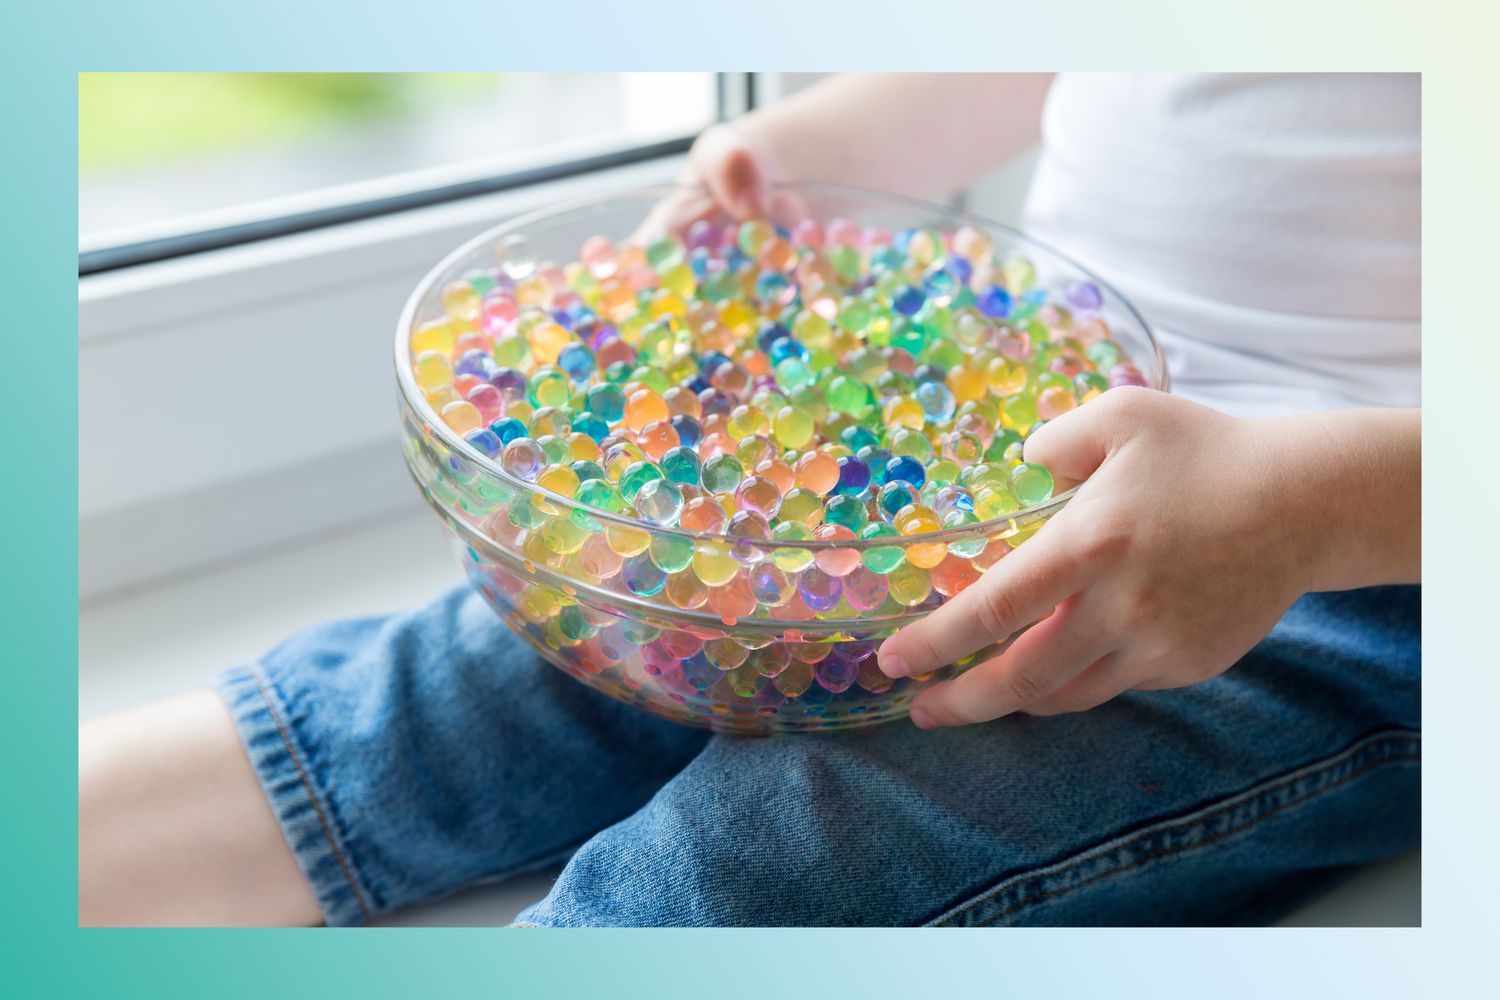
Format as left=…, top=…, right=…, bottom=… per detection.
left=1067, top=281, right=1104, bottom=312
left=797, top=567, right=844, bottom=612
left=834, top=456, right=872, bottom=497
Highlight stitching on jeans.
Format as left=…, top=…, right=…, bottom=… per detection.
left=928, top=728, right=1420, bottom=927
left=249, top=667, right=375, bottom=925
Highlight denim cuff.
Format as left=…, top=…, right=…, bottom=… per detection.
left=214, top=665, right=375, bottom=926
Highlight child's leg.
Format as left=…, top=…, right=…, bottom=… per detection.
left=516, top=586, right=1420, bottom=926
left=82, top=585, right=712, bottom=926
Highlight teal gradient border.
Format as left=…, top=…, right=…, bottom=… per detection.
left=7, top=0, right=1497, bottom=995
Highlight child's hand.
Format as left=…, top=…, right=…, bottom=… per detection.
left=634, top=124, right=800, bottom=241
left=877, top=389, right=1416, bottom=728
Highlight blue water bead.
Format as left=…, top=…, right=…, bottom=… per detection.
left=877, top=481, right=921, bottom=521
left=921, top=265, right=959, bottom=301
left=620, top=553, right=667, bottom=597
left=883, top=455, right=927, bottom=489
left=756, top=270, right=791, bottom=302
left=840, top=424, right=879, bottom=453
left=680, top=652, right=720, bottom=692
left=756, top=322, right=791, bottom=353
left=683, top=374, right=710, bottom=394
left=915, top=380, right=957, bottom=422
left=892, top=228, right=916, bottom=255
left=698, top=350, right=733, bottom=376
left=556, top=342, right=595, bottom=380
left=767, top=335, right=808, bottom=365
left=944, top=255, right=973, bottom=285
left=570, top=411, right=611, bottom=442
left=697, top=387, right=734, bottom=418
left=977, top=285, right=1013, bottom=318
left=488, top=417, right=528, bottom=444
left=670, top=414, right=703, bottom=449
left=464, top=427, right=502, bottom=458
left=724, top=245, right=751, bottom=271
left=585, top=382, right=626, bottom=422
left=549, top=308, right=574, bottom=330
left=868, top=246, right=906, bottom=273
left=834, top=456, right=872, bottom=497
left=892, top=285, right=926, bottom=317
left=774, top=223, right=793, bottom=240
left=688, top=246, right=714, bottom=279
left=455, top=348, right=493, bottom=379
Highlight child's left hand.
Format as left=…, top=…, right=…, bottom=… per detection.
left=876, top=388, right=1401, bottom=728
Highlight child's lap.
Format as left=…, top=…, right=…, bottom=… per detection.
left=220, top=585, right=1419, bottom=926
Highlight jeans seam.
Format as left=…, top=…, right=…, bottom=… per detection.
left=248, top=667, right=376, bottom=925
left=926, top=727, right=1420, bottom=927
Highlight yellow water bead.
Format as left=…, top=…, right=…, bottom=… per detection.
left=411, top=319, right=458, bottom=356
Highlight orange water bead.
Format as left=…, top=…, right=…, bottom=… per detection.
left=565, top=433, right=602, bottom=462
left=757, top=237, right=798, bottom=272
left=930, top=554, right=982, bottom=597
left=680, top=496, right=729, bottom=533
left=738, top=349, right=772, bottom=378
left=454, top=331, right=494, bottom=356
left=947, top=365, right=989, bottom=404
left=1037, top=385, right=1078, bottom=420
left=665, top=570, right=710, bottom=610
left=528, top=321, right=572, bottom=365
left=599, top=280, right=637, bottom=321
left=663, top=385, right=702, bottom=419
left=452, top=373, right=484, bottom=397
left=624, top=388, right=670, bottom=431
left=637, top=419, right=681, bottom=461
left=694, top=433, right=732, bottom=463
left=439, top=400, right=484, bottom=435
left=755, top=458, right=795, bottom=494
left=811, top=524, right=861, bottom=577
left=622, top=264, right=658, bottom=292
left=794, top=450, right=840, bottom=496
left=706, top=574, right=757, bottom=625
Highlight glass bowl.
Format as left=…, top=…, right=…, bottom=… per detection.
left=395, top=182, right=1166, bottom=733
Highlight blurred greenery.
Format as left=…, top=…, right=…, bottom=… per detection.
left=78, top=73, right=499, bottom=174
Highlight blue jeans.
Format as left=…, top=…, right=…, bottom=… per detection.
left=215, top=584, right=1419, bottom=926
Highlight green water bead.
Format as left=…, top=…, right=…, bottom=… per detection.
left=585, top=382, right=627, bottom=422
left=492, top=334, right=531, bottom=367
left=660, top=446, right=702, bottom=485
left=645, top=235, right=685, bottom=272
left=1003, top=391, right=1040, bottom=428
left=618, top=461, right=665, bottom=502
left=701, top=454, right=744, bottom=494
left=984, top=428, right=1024, bottom=463
left=1010, top=462, right=1055, bottom=506
left=534, top=434, right=570, bottom=464
left=649, top=533, right=695, bottom=573
left=768, top=521, right=816, bottom=572
left=557, top=604, right=598, bottom=641
left=1087, top=340, right=1121, bottom=370
left=887, top=426, right=935, bottom=463
left=926, top=459, right=961, bottom=486
left=823, top=494, right=868, bottom=532
left=777, top=487, right=824, bottom=526
left=528, top=367, right=571, bottom=408
left=858, top=523, right=906, bottom=574
left=837, top=298, right=873, bottom=333
left=826, top=375, right=874, bottom=418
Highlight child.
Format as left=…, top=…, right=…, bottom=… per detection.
left=79, top=73, right=1420, bottom=927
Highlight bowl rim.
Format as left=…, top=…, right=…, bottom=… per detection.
left=395, top=180, right=1168, bottom=552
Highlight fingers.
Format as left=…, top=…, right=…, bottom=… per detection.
left=906, top=596, right=1113, bottom=727
left=1020, top=398, right=1111, bottom=494
left=690, top=124, right=770, bottom=221
left=629, top=188, right=717, bottom=246
left=1020, top=651, right=1144, bottom=715
left=877, top=511, right=1093, bottom=679
left=1022, top=385, right=1161, bottom=492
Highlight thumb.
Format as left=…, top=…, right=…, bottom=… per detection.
left=690, top=124, right=771, bottom=221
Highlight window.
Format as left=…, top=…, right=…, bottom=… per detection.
left=79, top=72, right=724, bottom=271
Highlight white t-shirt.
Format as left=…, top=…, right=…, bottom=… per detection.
left=1022, top=73, right=1420, bottom=418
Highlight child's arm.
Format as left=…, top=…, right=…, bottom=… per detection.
left=650, top=74, right=1053, bottom=229
left=877, top=390, right=1421, bottom=728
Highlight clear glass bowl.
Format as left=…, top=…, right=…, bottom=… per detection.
left=396, top=182, right=1166, bottom=733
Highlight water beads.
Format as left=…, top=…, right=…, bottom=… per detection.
left=410, top=214, right=1151, bottom=626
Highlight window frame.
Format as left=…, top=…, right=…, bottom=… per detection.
left=79, top=72, right=752, bottom=276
